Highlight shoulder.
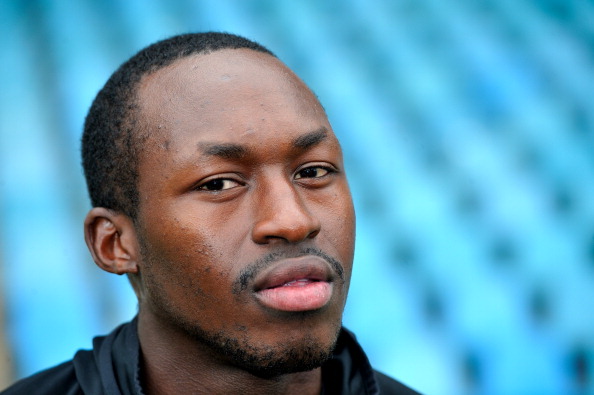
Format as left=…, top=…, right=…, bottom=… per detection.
left=0, top=360, right=83, bottom=395
left=374, top=370, right=422, bottom=395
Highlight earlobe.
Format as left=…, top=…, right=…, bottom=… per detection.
left=84, top=207, right=139, bottom=275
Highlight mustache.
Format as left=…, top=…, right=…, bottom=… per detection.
left=232, top=247, right=345, bottom=294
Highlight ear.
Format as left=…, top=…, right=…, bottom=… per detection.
left=84, top=207, right=139, bottom=275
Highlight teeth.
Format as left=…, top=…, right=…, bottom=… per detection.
left=282, top=279, right=311, bottom=287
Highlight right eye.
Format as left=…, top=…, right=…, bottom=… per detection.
left=197, top=178, right=241, bottom=191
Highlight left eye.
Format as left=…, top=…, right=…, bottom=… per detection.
left=198, top=178, right=240, bottom=191
left=295, top=167, right=330, bottom=179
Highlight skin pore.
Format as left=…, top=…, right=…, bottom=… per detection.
left=85, top=48, right=355, bottom=394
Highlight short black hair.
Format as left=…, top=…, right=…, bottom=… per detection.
left=81, top=32, right=275, bottom=219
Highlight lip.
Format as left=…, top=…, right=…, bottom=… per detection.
left=253, top=255, right=335, bottom=312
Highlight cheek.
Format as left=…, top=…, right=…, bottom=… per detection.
left=139, top=207, right=246, bottom=296
left=316, top=186, right=356, bottom=263
left=139, top=214, right=215, bottom=289
left=141, top=197, right=226, bottom=259
left=332, top=186, right=356, bottom=237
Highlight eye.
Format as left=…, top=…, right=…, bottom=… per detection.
left=197, top=178, right=241, bottom=191
left=294, top=166, right=331, bottom=180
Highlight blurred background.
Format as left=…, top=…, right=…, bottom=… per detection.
left=1, top=0, right=594, bottom=394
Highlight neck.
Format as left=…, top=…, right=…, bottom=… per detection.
left=137, top=310, right=323, bottom=395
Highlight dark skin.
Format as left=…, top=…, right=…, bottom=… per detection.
left=84, top=49, right=356, bottom=394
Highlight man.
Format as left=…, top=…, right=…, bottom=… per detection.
left=2, top=32, right=420, bottom=394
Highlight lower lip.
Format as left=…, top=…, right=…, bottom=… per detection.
left=255, top=281, right=333, bottom=312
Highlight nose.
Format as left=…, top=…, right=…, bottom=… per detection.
left=251, top=179, right=321, bottom=244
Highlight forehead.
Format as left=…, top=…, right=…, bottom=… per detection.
left=136, top=49, right=329, bottom=148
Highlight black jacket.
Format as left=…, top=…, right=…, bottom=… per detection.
left=1, top=319, right=420, bottom=394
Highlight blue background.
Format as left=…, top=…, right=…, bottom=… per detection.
left=1, top=1, right=594, bottom=394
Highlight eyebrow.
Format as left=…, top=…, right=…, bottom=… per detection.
left=200, top=143, right=248, bottom=160
left=292, top=127, right=328, bottom=150
left=198, top=127, right=329, bottom=160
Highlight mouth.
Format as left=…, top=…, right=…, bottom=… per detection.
left=253, top=256, right=335, bottom=312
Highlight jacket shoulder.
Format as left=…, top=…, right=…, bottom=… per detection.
left=0, top=361, right=83, bottom=395
left=374, top=370, right=422, bottom=395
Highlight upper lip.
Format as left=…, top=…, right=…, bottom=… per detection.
left=253, top=255, right=334, bottom=292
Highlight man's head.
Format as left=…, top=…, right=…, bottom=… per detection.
left=82, top=33, right=356, bottom=377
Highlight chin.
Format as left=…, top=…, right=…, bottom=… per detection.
left=223, top=331, right=339, bottom=378
left=177, top=313, right=342, bottom=378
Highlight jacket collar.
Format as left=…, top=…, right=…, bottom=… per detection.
left=322, top=328, right=380, bottom=395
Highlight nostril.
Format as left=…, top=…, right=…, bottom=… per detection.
left=307, top=229, right=320, bottom=239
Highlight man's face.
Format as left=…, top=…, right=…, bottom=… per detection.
left=134, top=49, right=355, bottom=375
